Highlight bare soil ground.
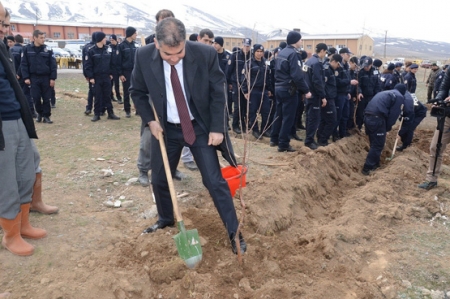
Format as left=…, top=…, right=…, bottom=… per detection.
left=2, top=70, right=450, bottom=299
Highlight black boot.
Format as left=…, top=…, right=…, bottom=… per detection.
left=43, top=116, right=53, bottom=124
left=91, top=115, right=101, bottom=122
left=107, top=113, right=120, bottom=120
left=36, top=114, right=42, bottom=123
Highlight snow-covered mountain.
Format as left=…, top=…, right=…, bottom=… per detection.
left=4, top=0, right=450, bottom=60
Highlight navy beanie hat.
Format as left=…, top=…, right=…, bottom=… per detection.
left=126, top=26, right=137, bottom=38
left=95, top=32, right=106, bottom=43
left=394, top=83, right=407, bottom=95
left=286, top=31, right=301, bottom=45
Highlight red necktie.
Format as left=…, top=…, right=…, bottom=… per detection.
left=170, top=65, right=196, bottom=145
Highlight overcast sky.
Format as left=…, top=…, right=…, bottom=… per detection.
left=156, top=0, right=448, bottom=43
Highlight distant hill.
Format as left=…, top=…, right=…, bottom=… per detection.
left=4, top=0, right=450, bottom=61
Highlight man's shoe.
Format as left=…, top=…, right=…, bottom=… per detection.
left=233, top=128, right=242, bottom=134
left=290, top=134, right=303, bottom=141
left=91, top=115, right=101, bottom=122
left=43, top=117, right=53, bottom=124
left=396, top=145, right=406, bottom=152
left=297, top=124, right=306, bottom=130
left=418, top=181, right=437, bottom=190
left=332, top=135, right=341, bottom=142
left=51, top=104, right=56, bottom=108
left=36, top=114, right=42, bottom=123
left=252, top=131, right=262, bottom=139
left=183, top=161, right=198, bottom=171
left=125, top=112, right=131, bottom=118
left=269, top=141, right=278, bottom=147
left=278, top=146, right=296, bottom=152
left=361, top=168, right=372, bottom=176
left=111, top=97, right=118, bottom=102
left=117, top=99, right=123, bottom=104
left=107, top=114, right=120, bottom=120
left=317, top=141, right=329, bottom=147
left=142, top=220, right=175, bottom=234
left=262, top=131, right=271, bottom=137
left=100, top=112, right=105, bottom=116
left=230, top=232, right=247, bottom=255
left=84, top=109, right=92, bottom=115
left=305, top=142, right=318, bottom=150
left=173, top=169, right=187, bottom=181
left=138, top=171, right=149, bottom=187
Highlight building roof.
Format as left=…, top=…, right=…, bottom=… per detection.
left=267, top=33, right=373, bottom=41
left=11, top=17, right=126, bottom=29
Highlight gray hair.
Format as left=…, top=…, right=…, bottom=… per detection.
left=155, top=18, right=186, bottom=47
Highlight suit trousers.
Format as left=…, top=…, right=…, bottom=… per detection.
left=151, top=122, right=239, bottom=235
left=0, top=119, right=35, bottom=219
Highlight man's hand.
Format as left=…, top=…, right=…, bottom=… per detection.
left=89, top=79, right=95, bottom=84
left=16, top=75, right=20, bottom=80
left=120, top=75, right=126, bottom=82
left=149, top=121, right=163, bottom=140
left=50, top=80, right=55, bottom=87
left=208, top=132, right=224, bottom=146
left=358, top=93, right=364, bottom=101
left=351, top=79, right=358, bottom=85
left=268, top=91, right=272, bottom=97
left=244, top=93, right=249, bottom=100
left=321, top=98, right=327, bottom=107
left=228, top=84, right=233, bottom=91
left=305, top=92, right=312, bottom=99
left=24, top=79, right=31, bottom=85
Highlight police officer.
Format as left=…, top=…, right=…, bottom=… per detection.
left=242, top=44, right=272, bottom=139
left=84, top=32, right=120, bottom=122
left=82, top=32, right=98, bottom=115
left=392, top=62, right=403, bottom=85
left=20, top=30, right=57, bottom=124
left=333, top=48, right=353, bottom=140
left=213, top=36, right=231, bottom=118
left=397, top=91, right=427, bottom=151
left=380, top=63, right=395, bottom=91
left=317, top=54, right=341, bottom=146
left=118, top=26, right=138, bottom=118
left=362, top=84, right=409, bottom=175
left=226, top=38, right=252, bottom=134
left=356, top=57, right=381, bottom=130
left=293, top=50, right=308, bottom=134
left=347, top=56, right=359, bottom=133
left=109, top=34, right=121, bottom=102
left=434, top=64, right=448, bottom=98
left=404, top=63, right=418, bottom=93
left=304, top=43, right=327, bottom=150
left=270, top=31, right=311, bottom=152
left=144, top=9, right=174, bottom=45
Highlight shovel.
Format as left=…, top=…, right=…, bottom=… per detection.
left=151, top=103, right=202, bottom=269
left=386, top=113, right=404, bottom=161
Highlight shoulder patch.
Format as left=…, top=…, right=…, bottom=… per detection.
left=404, top=80, right=408, bottom=84
left=85, top=55, right=89, bottom=61
left=334, top=71, right=339, bottom=76
left=298, top=61, right=301, bottom=66
left=380, top=77, right=385, bottom=82
left=325, top=77, right=328, bottom=83
left=373, top=70, right=379, bottom=75
left=116, top=50, right=119, bottom=55
left=228, top=60, right=231, bottom=65
left=226, top=55, right=229, bottom=59
left=21, top=53, right=24, bottom=57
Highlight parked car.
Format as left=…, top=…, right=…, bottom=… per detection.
left=63, top=48, right=82, bottom=59
left=420, top=60, right=432, bottom=68
left=51, top=48, right=70, bottom=58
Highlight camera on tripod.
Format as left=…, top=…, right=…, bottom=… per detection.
left=428, top=98, right=450, bottom=118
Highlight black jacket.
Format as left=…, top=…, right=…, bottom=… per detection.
left=304, top=54, right=325, bottom=99
left=118, top=39, right=137, bottom=74
left=84, top=45, right=112, bottom=78
left=0, top=41, right=37, bottom=150
left=436, top=67, right=450, bottom=101
left=274, top=45, right=309, bottom=95
left=20, top=43, right=57, bottom=80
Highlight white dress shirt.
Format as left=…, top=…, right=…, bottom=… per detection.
left=163, top=59, right=194, bottom=123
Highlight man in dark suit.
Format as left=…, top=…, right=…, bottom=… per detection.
left=130, top=18, right=246, bottom=255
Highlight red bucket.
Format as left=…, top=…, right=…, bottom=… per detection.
left=221, top=165, right=247, bottom=197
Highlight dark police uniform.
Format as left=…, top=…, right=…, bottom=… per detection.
left=434, top=69, right=446, bottom=98
left=218, top=50, right=232, bottom=118
left=398, top=92, right=427, bottom=150
left=334, top=61, right=350, bottom=139
left=356, top=65, right=381, bottom=130
left=347, top=66, right=359, bottom=131
left=20, top=42, right=57, bottom=120
left=118, top=39, right=137, bottom=116
left=380, top=72, right=395, bottom=91
left=10, top=42, right=35, bottom=116
left=226, top=48, right=251, bottom=133
left=109, top=43, right=121, bottom=101
left=242, top=55, right=272, bottom=136
left=392, top=69, right=403, bottom=86
left=404, top=71, right=417, bottom=93
left=362, top=89, right=409, bottom=173
left=316, top=59, right=337, bottom=145
left=82, top=39, right=96, bottom=113
left=304, top=53, right=326, bottom=148
left=84, top=44, right=116, bottom=118
left=271, top=45, right=309, bottom=151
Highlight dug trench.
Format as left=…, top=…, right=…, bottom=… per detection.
left=64, top=129, right=450, bottom=297
left=2, top=91, right=450, bottom=298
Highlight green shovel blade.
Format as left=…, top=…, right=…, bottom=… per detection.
left=173, top=221, right=202, bottom=269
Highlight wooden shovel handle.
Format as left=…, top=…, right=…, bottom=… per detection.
left=151, top=103, right=182, bottom=222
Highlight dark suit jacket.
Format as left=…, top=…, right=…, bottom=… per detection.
left=130, top=41, right=237, bottom=168
left=0, top=41, right=37, bottom=151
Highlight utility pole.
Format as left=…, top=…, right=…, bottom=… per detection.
left=384, top=30, right=387, bottom=59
